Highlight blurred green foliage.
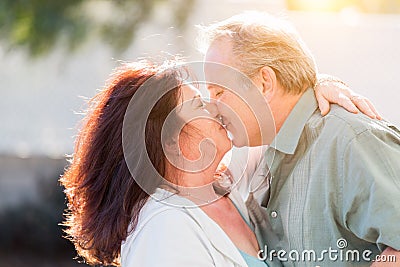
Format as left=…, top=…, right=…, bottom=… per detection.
left=0, top=0, right=195, bottom=58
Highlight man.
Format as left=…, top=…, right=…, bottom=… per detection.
left=200, top=12, right=400, bottom=266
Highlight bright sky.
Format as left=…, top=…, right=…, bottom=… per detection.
left=289, top=0, right=400, bottom=13
left=297, top=0, right=338, bottom=11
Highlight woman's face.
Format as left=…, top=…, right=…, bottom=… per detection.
left=176, top=85, right=232, bottom=162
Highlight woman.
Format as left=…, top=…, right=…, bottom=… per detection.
left=60, top=59, right=379, bottom=267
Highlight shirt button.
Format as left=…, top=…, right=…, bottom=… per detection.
left=271, top=211, right=278, bottom=218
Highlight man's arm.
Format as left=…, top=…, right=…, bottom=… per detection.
left=341, top=121, right=400, bottom=257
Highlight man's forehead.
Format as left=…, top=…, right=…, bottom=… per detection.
left=206, top=83, right=224, bottom=92
left=203, top=62, right=245, bottom=93
left=205, top=39, right=233, bottom=62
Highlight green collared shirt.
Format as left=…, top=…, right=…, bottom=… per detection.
left=246, top=88, right=400, bottom=266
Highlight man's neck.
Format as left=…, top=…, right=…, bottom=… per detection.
left=270, top=92, right=303, bottom=134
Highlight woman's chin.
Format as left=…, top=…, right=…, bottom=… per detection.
left=219, top=140, right=233, bottom=156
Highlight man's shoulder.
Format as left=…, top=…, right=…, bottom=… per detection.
left=326, top=105, right=376, bottom=134
left=310, top=105, right=399, bottom=139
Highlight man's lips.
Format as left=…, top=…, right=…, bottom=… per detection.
left=220, top=122, right=230, bottom=130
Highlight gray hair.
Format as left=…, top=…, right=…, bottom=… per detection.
left=197, top=11, right=317, bottom=94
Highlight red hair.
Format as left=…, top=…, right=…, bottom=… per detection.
left=60, top=61, right=185, bottom=266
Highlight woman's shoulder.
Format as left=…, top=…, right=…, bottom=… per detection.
left=130, top=192, right=196, bottom=233
left=121, top=193, right=215, bottom=266
left=121, top=189, right=250, bottom=267
left=141, top=197, right=195, bottom=226
left=123, top=189, right=208, bottom=246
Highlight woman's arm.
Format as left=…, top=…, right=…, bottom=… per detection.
left=314, top=74, right=381, bottom=119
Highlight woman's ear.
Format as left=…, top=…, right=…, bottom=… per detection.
left=164, top=138, right=181, bottom=157
left=259, top=66, right=277, bottom=101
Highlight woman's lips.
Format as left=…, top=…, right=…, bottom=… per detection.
left=217, top=115, right=231, bottom=131
left=220, top=122, right=230, bottom=130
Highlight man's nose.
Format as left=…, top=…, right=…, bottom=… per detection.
left=204, top=102, right=219, bottom=118
left=207, top=94, right=218, bottom=104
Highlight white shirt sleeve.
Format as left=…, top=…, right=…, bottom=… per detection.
left=122, top=209, right=215, bottom=267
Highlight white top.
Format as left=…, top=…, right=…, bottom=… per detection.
left=121, top=146, right=268, bottom=267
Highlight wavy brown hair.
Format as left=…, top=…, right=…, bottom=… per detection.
left=60, top=60, right=185, bottom=266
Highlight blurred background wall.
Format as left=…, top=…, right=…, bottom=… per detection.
left=0, top=0, right=399, bottom=266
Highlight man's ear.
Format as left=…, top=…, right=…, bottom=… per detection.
left=259, top=66, right=277, bottom=101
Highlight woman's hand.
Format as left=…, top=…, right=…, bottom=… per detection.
left=314, top=74, right=382, bottom=120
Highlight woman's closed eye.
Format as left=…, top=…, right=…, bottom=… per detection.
left=197, top=99, right=206, bottom=109
left=191, top=96, right=206, bottom=109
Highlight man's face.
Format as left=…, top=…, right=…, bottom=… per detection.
left=204, top=39, right=274, bottom=147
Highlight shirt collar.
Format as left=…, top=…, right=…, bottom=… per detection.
left=150, top=188, right=248, bottom=266
left=269, top=88, right=318, bottom=154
